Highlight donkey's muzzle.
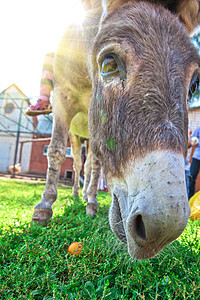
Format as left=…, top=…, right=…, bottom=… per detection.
left=109, top=151, right=191, bottom=259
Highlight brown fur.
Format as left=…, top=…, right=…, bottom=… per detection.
left=100, top=0, right=200, bottom=33
left=89, top=2, right=200, bottom=176
left=177, top=0, right=200, bottom=33
left=32, top=0, right=200, bottom=258
left=9, top=163, right=21, bottom=174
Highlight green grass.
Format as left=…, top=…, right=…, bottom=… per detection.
left=0, top=178, right=199, bottom=300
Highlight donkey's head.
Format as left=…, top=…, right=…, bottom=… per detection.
left=88, top=0, right=200, bottom=258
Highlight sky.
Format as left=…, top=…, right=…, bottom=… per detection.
left=1, top=1, right=200, bottom=105
left=0, top=0, right=85, bottom=102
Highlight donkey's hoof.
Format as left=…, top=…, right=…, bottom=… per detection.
left=82, top=195, right=88, bottom=202
left=73, top=190, right=79, bottom=198
left=86, top=203, right=98, bottom=217
left=32, top=208, right=53, bottom=225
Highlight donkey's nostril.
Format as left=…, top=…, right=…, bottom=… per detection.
left=134, top=214, right=146, bottom=241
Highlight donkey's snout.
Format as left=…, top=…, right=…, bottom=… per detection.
left=126, top=196, right=189, bottom=259
left=127, top=210, right=164, bottom=248
left=128, top=213, right=147, bottom=244
left=127, top=209, right=172, bottom=248
left=110, top=151, right=190, bottom=258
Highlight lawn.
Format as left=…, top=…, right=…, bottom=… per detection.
left=0, top=178, right=199, bottom=299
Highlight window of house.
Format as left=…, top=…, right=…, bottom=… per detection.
left=4, top=102, right=15, bottom=114
left=42, top=145, right=72, bottom=157
left=66, top=147, right=72, bottom=157
left=65, top=170, right=73, bottom=179
left=42, top=145, right=48, bottom=156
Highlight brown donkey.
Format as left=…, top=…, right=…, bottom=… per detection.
left=32, top=0, right=200, bottom=259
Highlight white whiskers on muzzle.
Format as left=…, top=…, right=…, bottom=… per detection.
left=108, top=150, right=190, bottom=259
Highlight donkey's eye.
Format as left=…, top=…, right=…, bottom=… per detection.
left=187, top=72, right=199, bottom=103
left=99, top=53, right=126, bottom=80
left=101, top=57, right=118, bottom=75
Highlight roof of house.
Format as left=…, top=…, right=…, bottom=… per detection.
left=0, top=83, right=38, bottom=135
left=0, top=83, right=31, bottom=105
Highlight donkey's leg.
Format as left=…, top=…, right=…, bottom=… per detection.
left=70, top=133, right=82, bottom=197
left=32, top=90, right=69, bottom=224
left=86, top=154, right=101, bottom=217
left=82, top=142, right=92, bottom=202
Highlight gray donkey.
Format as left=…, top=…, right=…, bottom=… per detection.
left=69, top=133, right=99, bottom=204
left=32, top=0, right=200, bottom=259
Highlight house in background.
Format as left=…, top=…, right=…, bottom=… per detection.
left=189, top=106, right=200, bottom=131
left=0, top=84, right=34, bottom=172
left=29, top=114, right=74, bottom=179
left=0, top=83, right=74, bottom=179
left=189, top=87, right=200, bottom=131
left=0, top=83, right=199, bottom=188
left=0, top=83, right=78, bottom=180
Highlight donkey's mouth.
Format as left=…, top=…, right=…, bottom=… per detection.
left=109, top=188, right=127, bottom=243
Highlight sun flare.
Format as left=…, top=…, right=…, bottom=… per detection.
left=0, top=0, right=86, bottom=98
left=65, top=0, right=86, bottom=25
left=47, top=0, right=86, bottom=52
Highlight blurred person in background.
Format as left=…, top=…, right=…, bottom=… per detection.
left=26, top=53, right=54, bottom=116
left=185, top=126, right=192, bottom=200
left=188, top=126, right=200, bottom=199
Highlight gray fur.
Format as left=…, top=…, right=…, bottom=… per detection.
left=32, top=0, right=200, bottom=259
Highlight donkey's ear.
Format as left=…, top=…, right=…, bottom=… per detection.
left=177, top=0, right=200, bottom=33
left=81, top=0, right=97, bottom=10
left=101, top=0, right=200, bottom=33
left=101, top=0, right=130, bottom=15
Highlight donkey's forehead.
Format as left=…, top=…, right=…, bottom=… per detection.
left=93, top=2, right=190, bottom=54
left=90, top=1, right=200, bottom=76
